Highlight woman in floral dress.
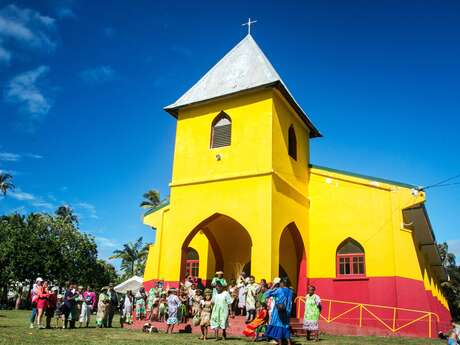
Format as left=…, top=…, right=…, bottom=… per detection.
left=303, top=285, right=321, bottom=341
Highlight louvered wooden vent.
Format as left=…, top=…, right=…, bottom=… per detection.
left=211, top=113, right=232, bottom=148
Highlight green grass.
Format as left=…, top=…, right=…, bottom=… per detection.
left=0, top=310, right=441, bottom=345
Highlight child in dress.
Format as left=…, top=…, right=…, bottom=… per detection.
left=179, top=290, right=189, bottom=323
left=149, top=292, right=160, bottom=321
left=158, top=293, right=167, bottom=322
left=166, top=288, right=181, bottom=334
left=199, top=289, right=213, bottom=340
left=191, top=289, right=203, bottom=326
left=55, top=294, right=64, bottom=328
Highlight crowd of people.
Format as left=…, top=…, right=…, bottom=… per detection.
left=29, top=278, right=119, bottom=329
left=133, top=271, right=322, bottom=343
left=27, top=272, right=323, bottom=343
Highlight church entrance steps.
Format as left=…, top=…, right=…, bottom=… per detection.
left=126, top=315, right=249, bottom=336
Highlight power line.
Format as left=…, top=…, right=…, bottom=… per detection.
left=423, top=182, right=460, bottom=190
left=420, top=173, right=460, bottom=191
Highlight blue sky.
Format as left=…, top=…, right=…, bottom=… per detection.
left=1, top=0, right=459, bottom=266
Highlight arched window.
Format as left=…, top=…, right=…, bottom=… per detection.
left=185, top=247, right=199, bottom=278
left=211, top=112, right=231, bottom=148
left=336, top=238, right=365, bottom=277
left=288, top=125, right=297, bottom=160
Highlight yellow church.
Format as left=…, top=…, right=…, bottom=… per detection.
left=142, top=34, right=451, bottom=338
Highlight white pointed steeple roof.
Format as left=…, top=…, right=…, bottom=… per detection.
left=165, top=34, right=321, bottom=138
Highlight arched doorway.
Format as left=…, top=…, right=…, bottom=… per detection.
left=181, top=213, right=253, bottom=282
left=279, top=222, right=306, bottom=294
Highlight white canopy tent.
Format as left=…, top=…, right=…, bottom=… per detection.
left=113, top=276, right=143, bottom=294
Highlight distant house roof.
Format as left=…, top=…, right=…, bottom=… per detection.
left=164, top=34, right=321, bottom=138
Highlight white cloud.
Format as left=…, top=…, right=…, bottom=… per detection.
left=8, top=187, right=56, bottom=211
left=9, top=189, right=35, bottom=201
left=55, top=0, right=76, bottom=19
left=0, top=4, right=56, bottom=64
left=0, top=152, right=21, bottom=161
left=79, top=66, right=116, bottom=84
left=31, top=200, right=54, bottom=209
left=5, top=65, right=52, bottom=117
left=95, top=236, right=118, bottom=249
left=75, top=202, right=98, bottom=219
left=25, top=153, right=43, bottom=159
left=0, top=43, right=11, bottom=64
left=0, top=168, right=17, bottom=175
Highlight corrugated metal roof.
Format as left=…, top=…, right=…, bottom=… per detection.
left=164, top=34, right=321, bottom=138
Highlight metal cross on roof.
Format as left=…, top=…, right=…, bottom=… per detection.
left=242, top=18, right=257, bottom=35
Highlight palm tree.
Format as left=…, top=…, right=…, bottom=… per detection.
left=0, top=173, right=15, bottom=196
left=55, top=205, right=78, bottom=224
left=109, top=237, right=149, bottom=277
left=140, top=189, right=161, bottom=209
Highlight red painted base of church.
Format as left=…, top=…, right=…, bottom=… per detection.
left=307, top=276, right=451, bottom=338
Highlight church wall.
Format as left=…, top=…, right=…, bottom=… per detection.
left=271, top=90, right=310, bottom=192
left=308, top=170, right=398, bottom=279
left=307, top=167, right=451, bottom=337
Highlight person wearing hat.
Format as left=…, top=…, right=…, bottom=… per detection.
left=29, top=277, right=43, bottom=328
left=211, top=271, right=227, bottom=297
left=263, top=278, right=293, bottom=345
left=96, top=286, right=109, bottom=327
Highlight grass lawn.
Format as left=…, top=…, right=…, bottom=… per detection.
left=0, top=310, right=442, bottom=345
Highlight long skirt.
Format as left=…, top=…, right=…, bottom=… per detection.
left=135, top=299, right=146, bottom=319
left=123, top=304, right=133, bottom=324
left=96, top=303, right=107, bottom=326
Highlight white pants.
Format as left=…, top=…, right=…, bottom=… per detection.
left=79, top=303, right=91, bottom=323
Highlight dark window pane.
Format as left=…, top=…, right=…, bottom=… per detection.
left=338, top=239, right=364, bottom=254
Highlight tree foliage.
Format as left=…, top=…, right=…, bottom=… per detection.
left=438, top=242, right=460, bottom=320
left=140, top=189, right=161, bottom=209
left=0, top=173, right=14, bottom=195
left=110, top=237, right=149, bottom=279
left=0, top=208, right=117, bottom=305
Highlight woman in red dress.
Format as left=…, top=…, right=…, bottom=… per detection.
left=36, top=281, right=50, bottom=328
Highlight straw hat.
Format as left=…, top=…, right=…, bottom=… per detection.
left=273, top=277, right=281, bottom=285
